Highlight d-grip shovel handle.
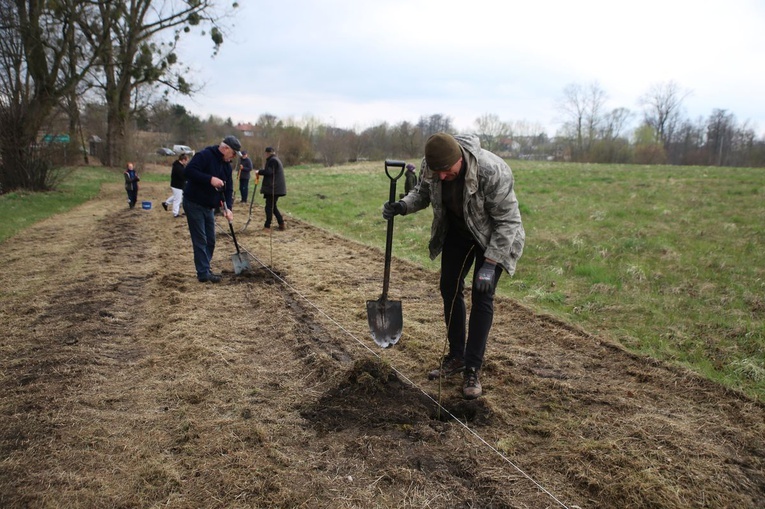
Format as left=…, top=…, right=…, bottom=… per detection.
left=385, top=159, right=406, bottom=185
left=381, top=160, right=406, bottom=300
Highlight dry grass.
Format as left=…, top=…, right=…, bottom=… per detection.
left=1, top=169, right=764, bottom=508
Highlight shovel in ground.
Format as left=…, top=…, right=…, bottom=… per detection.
left=366, top=160, right=406, bottom=348
left=220, top=197, right=252, bottom=275
left=239, top=174, right=260, bottom=233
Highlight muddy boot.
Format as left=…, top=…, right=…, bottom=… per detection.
left=462, top=367, right=482, bottom=399
left=428, top=356, right=465, bottom=380
left=198, top=272, right=222, bottom=283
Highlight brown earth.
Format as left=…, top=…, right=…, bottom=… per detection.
left=1, top=169, right=764, bottom=508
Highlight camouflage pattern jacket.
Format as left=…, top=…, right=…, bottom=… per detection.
left=400, top=134, right=525, bottom=275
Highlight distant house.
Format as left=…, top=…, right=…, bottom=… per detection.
left=235, top=123, right=255, bottom=137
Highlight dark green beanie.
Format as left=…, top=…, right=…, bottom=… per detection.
left=425, top=133, right=462, bottom=171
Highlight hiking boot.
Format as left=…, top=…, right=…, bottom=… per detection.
left=428, top=356, right=465, bottom=380
left=277, top=223, right=286, bottom=231
left=463, top=368, right=482, bottom=399
left=162, top=202, right=168, bottom=211
left=198, top=272, right=222, bottom=283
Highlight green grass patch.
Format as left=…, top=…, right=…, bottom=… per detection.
left=282, top=160, right=765, bottom=401
left=0, top=166, right=116, bottom=242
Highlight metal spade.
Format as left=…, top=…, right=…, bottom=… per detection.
left=366, top=160, right=406, bottom=348
left=221, top=196, right=252, bottom=275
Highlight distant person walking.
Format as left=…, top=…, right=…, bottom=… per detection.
left=182, top=135, right=240, bottom=283
left=162, top=153, right=188, bottom=217
left=401, top=163, right=418, bottom=198
left=382, top=133, right=525, bottom=399
left=123, top=162, right=140, bottom=209
left=238, top=150, right=253, bottom=203
left=257, top=146, right=287, bottom=231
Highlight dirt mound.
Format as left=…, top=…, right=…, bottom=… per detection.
left=1, top=178, right=763, bottom=508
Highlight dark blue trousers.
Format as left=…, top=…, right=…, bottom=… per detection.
left=183, top=197, right=217, bottom=279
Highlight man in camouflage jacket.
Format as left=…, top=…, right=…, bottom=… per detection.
left=383, top=133, right=525, bottom=399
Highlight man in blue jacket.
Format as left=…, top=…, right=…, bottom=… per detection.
left=183, top=135, right=241, bottom=283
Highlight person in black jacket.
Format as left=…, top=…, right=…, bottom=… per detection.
left=402, top=163, right=418, bottom=197
left=182, top=135, right=240, bottom=283
left=238, top=150, right=253, bottom=203
left=257, top=146, right=287, bottom=231
left=162, top=153, right=188, bottom=217
left=123, top=162, right=140, bottom=209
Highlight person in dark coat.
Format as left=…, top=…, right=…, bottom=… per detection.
left=182, top=135, right=240, bottom=283
left=257, top=146, right=287, bottom=231
left=238, top=150, right=253, bottom=203
left=401, top=163, right=418, bottom=198
left=163, top=153, right=188, bottom=217
left=123, top=162, right=140, bottom=209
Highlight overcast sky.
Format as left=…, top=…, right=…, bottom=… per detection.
left=173, top=0, right=765, bottom=137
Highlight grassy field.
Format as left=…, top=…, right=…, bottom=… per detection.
left=284, top=160, right=765, bottom=401
left=2, top=160, right=763, bottom=400
left=0, top=165, right=169, bottom=242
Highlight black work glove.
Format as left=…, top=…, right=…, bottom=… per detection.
left=474, top=261, right=497, bottom=294
left=382, top=200, right=405, bottom=220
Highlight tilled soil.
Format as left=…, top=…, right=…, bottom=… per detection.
left=1, top=174, right=764, bottom=508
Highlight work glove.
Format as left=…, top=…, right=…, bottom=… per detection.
left=474, top=261, right=497, bottom=294
left=382, top=200, right=405, bottom=220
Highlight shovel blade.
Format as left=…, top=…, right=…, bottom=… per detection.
left=231, top=252, right=252, bottom=275
left=366, top=298, right=403, bottom=348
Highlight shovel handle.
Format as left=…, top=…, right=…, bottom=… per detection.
left=381, top=161, right=405, bottom=300
left=385, top=160, right=406, bottom=188
left=220, top=194, right=241, bottom=255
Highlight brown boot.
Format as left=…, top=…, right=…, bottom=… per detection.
left=428, top=356, right=465, bottom=380
left=277, top=222, right=286, bottom=231
left=462, top=367, right=482, bottom=399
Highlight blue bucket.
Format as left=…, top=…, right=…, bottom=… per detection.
left=141, top=201, right=152, bottom=210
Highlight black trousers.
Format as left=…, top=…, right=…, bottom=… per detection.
left=263, top=194, right=283, bottom=228
left=126, top=189, right=137, bottom=207
left=439, top=228, right=502, bottom=371
left=239, top=178, right=249, bottom=203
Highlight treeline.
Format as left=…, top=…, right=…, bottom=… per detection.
left=553, top=81, right=765, bottom=167
left=126, top=91, right=765, bottom=169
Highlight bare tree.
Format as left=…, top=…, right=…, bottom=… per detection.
left=390, top=121, right=422, bottom=159
left=600, top=107, right=633, bottom=140
left=0, top=0, right=104, bottom=190
left=474, top=113, right=510, bottom=153
left=557, top=82, right=607, bottom=160
left=77, top=0, right=234, bottom=166
left=639, top=81, right=691, bottom=148
left=417, top=114, right=453, bottom=139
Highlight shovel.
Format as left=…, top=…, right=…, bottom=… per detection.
left=220, top=197, right=252, bottom=275
left=366, top=160, right=406, bottom=348
left=239, top=174, right=260, bottom=233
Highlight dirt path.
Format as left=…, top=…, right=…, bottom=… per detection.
left=1, top=178, right=763, bottom=508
